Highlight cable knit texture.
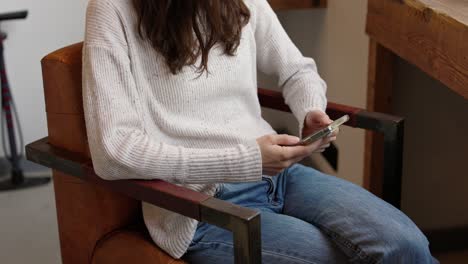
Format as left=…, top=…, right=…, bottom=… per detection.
left=82, top=0, right=327, bottom=259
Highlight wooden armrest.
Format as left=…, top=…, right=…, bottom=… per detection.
left=258, top=88, right=404, bottom=208
left=259, top=88, right=366, bottom=127
left=26, top=137, right=261, bottom=264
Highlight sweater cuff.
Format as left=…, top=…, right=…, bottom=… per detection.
left=186, top=139, right=263, bottom=184
left=239, top=138, right=263, bottom=182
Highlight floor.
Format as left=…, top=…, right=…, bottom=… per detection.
left=0, top=160, right=61, bottom=264
left=0, top=160, right=466, bottom=264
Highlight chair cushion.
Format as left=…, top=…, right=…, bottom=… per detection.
left=92, top=229, right=187, bottom=264
left=53, top=171, right=140, bottom=264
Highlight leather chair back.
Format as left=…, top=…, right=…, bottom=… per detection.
left=41, top=43, right=141, bottom=264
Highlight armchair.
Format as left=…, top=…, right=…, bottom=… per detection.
left=26, top=43, right=404, bottom=264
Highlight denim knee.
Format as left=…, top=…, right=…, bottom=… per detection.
left=378, top=226, right=437, bottom=264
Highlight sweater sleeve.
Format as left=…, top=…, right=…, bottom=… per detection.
left=82, top=0, right=262, bottom=184
left=251, top=0, right=328, bottom=138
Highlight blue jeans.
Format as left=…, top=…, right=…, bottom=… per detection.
left=182, top=164, right=439, bottom=264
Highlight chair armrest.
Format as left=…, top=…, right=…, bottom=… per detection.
left=258, top=88, right=404, bottom=208
left=25, top=137, right=261, bottom=264
left=259, top=88, right=367, bottom=127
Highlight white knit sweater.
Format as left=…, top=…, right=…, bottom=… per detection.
left=83, top=0, right=327, bottom=259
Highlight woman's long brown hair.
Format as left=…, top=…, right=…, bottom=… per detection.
left=133, top=0, right=251, bottom=75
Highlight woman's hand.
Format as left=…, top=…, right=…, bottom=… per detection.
left=302, top=110, right=339, bottom=153
left=256, top=111, right=341, bottom=176
left=256, top=134, right=332, bottom=176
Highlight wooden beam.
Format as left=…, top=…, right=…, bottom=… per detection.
left=366, top=0, right=468, bottom=99
left=364, top=39, right=396, bottom=196
left=269, top=0, right=327, bottom=11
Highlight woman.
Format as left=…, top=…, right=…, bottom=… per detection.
left=82, top=0, right=438, bottom=263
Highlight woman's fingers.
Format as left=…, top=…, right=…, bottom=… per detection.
left=330, top=127, right=340, bottom=137
left=258, top=132, right=340, bottom=176
left=280, top=145, right=310, bottom=161
left=321, top=132, right=338, bottom=145
left=263, top=130, right=341, bottom=172
left=320, top=143, right=331, bottom=149
left=270, top=134, right=300, bottom=146
left=306, top=110, right=332, bottom=126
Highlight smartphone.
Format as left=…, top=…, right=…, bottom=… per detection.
left=294, top=115, right=349, bottom=146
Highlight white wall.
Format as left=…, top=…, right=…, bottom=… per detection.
left=0, top=0, right=87, bottom=156
left=262, top=1, right=369, bottom=185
